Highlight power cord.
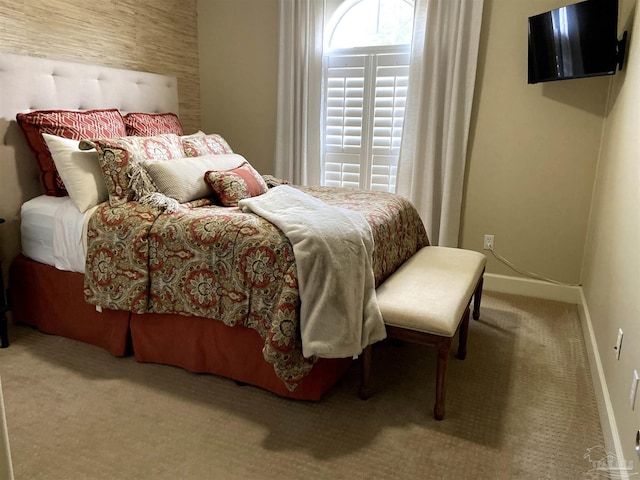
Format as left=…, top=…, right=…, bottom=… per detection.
left=488, top=247, right=582, bottom=287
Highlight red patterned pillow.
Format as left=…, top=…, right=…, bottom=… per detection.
left=92, top=134, right=185, bottom=206
left=204, top=161, right=268, bottom=207
left=123, top=112, right=184, bottom=136
left=182, top=133, right=233, bottom=157
left=16, top=109, right=127, bottom=196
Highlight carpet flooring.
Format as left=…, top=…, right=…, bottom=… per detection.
left=0, top=291, right=604, bottom=479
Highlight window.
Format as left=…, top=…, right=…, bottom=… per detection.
left=321, top=0, right=414, bottom=193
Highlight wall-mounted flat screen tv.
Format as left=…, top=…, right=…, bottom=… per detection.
left=528, top=0, right=622, bottom=84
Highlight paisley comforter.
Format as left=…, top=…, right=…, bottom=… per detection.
left=84, top=186, right=428, bottom=390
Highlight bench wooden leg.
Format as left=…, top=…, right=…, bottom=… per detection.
left=473, top=272, right=484, bottom=320
left=359, top=345, right=373, bottom=399
left=457, top=307, right=470, bottom=360
left=361, top=304, right=474, bottom=420
left=434, top=337, right=452, bottom=420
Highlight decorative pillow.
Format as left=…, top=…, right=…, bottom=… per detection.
left=91, top=134, right=185, bottom=207
left=123, top=112, right=184, bottom=136
left=42, top=134, right=108, bottom=213
left=182, top=133, right=233, bottom=157
left=181, top=130, right=206, bottom=141
left=204, top=161, right=268, bottom=207
left=144, top=153, right=246, bottom=203
left=262, top=175, right=291, bottom=188
left=16, top=108, right=126, bottom=196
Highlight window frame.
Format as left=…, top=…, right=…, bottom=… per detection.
left=320, top=0, right=414, bottom=192
left=324, top=0, right=415, bottom=51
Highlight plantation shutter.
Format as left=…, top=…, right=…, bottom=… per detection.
left=323, top=54, right=366, bottom=189
left=371, top=53, right=409, bottom=192
left=322, top=51, right=409, bottom=192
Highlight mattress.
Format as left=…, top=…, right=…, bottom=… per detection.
left=20, top=195, right=95, bottom=273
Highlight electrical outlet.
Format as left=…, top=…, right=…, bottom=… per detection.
left=631, top=370, right=639, bottom=409
left=483, top=234, right=494, bottom=251
left=615, top=328, right=624, bottom=360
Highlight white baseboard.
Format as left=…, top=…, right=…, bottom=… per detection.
left=577, top=288, right=626, bottom=478
left=483, top=273, right=581, bottom=304
left=483, top=273, right=625, bottom=476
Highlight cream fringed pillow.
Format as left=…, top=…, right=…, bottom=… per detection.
left=143, top=153, right=246, bottom=203
left=204, top=161, right=268, bottom=207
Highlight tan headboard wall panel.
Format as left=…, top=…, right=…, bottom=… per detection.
left=0, top=0, right=200, bottom=133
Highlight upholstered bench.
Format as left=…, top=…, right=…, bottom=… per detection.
left=360, top=246, right=487, bottom=420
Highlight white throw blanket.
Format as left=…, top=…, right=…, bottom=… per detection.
left=238, top=186, right=386, bottom=358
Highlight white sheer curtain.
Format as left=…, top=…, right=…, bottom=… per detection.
left=275, top=0, right=325, bottom=185
left=396, top=0, right=484, bottom=247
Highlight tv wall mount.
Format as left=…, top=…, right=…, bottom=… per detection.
left=617, top=31, right=628, bottom=71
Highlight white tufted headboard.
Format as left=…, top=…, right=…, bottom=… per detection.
left=0, top=52, right=179, bottom=117
left=0, top=52, right=181, bottom=275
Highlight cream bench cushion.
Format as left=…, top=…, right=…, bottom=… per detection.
left=376, top=247, right=487, bottom=337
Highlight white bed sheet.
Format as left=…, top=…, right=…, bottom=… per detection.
left=21, top=195, right=95, bottom=273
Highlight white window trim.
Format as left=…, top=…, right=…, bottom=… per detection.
left=324, top=0, right=415, bottom=51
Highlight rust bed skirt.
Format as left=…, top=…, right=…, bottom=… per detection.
left=9, top=254, right=352, bottom=400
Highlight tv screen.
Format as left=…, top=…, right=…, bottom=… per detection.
left=528, top=0, right=619, bottom=84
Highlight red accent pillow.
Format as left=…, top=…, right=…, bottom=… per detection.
left=204, top=162, right=268, bottom=207
left=17, top=109, right=127, bottom=196
left=123, top=112, right=184, bottom=136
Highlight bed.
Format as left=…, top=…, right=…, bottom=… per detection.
left=1, top=53, right=428, bottom=400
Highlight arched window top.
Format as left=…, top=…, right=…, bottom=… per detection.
left=326, top=0, right=414, bottom=50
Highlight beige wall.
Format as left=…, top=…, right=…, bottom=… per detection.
left=197, top=0, right=279, bottom=175
left=460, top=0, right=609, bottom=284
left=0, top=0, right=201, bottom=133
left=581, top=0, right=640, bottom=466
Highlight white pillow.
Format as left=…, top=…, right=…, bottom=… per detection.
left=42, top=134, right=108, bottom=212
left=143, top=153, right=246, bottom=203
